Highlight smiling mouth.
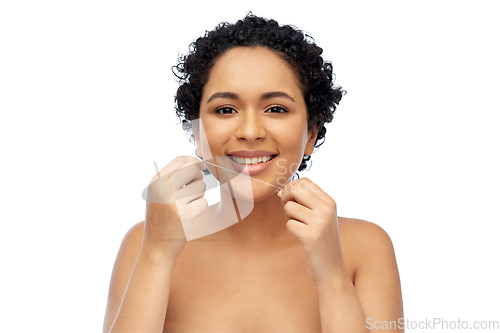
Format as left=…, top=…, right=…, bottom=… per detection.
left=227, top=155, right=277, bottom=165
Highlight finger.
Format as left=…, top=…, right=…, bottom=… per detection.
left=285, top=219, right=309, bottom=239
left=178, top=197, right=209, bottom=237
left=169, top=161, right=204, bottom=190
left=146, top=156, right=205, bottom=204
left=284, top=178, right=332, bottom=208
left=183, top=197, right=209, bottom=222
left=280, top=179, right=318, bottom=210
left=186, top=198, right=208, bottom=219
left=283, top=200, right=313, bottom=225
left=175, top=179, right=206, bottom=204
left=146, top=172, right=175, bottom=204
left=153, top=156, right=205, bottom=182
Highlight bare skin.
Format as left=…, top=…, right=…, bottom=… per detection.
left=103, top=47, right=403, bottom=332
left=104, top=216, right=402, bottom=332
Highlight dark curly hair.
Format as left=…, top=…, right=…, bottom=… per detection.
left=173, top=13, right=345, bottom=172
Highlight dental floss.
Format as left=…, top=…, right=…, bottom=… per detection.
left=196, top=158, right=284, bottom=190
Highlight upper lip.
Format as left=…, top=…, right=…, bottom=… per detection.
left=228, top=150, right=278, bottom=158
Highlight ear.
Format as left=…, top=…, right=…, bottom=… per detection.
left=189, top=118, right=202, bottom=156
left=304, top=127, right=318, bottom=156
left=193, top=130, right=203, bottom=158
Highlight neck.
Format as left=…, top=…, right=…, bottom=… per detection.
left=215, top=184, right=294, bottom=250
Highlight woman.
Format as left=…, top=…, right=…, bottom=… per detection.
left=103, top=14, right=404, bottom=332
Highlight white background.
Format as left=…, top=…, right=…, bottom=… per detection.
left=1, top=1, right=499, bottom=332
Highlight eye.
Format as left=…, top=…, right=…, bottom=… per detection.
left=265, top=106, right=288, bottom=113
left=215, top=106, right=237, bottom=114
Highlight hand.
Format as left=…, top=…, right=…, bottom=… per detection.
left=279, top=178, right=347, bottom=286
left=144, top=156, right=208, bottom=259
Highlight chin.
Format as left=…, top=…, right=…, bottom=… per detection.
left=223, top=180, right=279, bottom=204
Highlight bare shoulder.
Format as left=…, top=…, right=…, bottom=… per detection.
left=337, top=217, right=397, bottom=275
left=338, top=216, right=394, bottom=249
left=338, top=217, right=404, bottom=322
left=122, top=220, right=145, bottom=246
left=111, top=220, right=146, bottom=265
left=102, top=221, right=145, bottom=332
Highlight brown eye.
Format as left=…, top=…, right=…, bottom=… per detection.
left=266, top=106, right=288, bottom=113
left=215, top=107, right=237, bottom=114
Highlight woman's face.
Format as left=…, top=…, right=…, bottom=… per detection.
left=195, top=46, right=317, bottom=201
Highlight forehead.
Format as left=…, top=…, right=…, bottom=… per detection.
left=202, top=46, right=303, bottom=100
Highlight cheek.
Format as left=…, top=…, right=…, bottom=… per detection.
left=276, top=124, right=308, bottom=152
left=202, top=123, right=232, bottom=152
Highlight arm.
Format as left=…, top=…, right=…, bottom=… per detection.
left=316, top=271, right=369, bottom=332
left=316, top=220, right=404, bottom=333
left=279, top=178, right=403, bottom=332
left=102, top=220, right=177, bottom=333
left=102, top=156, right=207, bottom=332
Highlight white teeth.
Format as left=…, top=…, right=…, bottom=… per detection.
left=229, top=155, right=275, bottom=165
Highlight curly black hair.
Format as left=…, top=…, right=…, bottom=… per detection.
left=173, top=13, right=344, bottom=172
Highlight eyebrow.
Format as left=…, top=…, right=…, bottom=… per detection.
left=206, top=91, right=295, bottom=103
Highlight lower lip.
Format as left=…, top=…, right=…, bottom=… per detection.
left=228, top=156, right=277, bottom=176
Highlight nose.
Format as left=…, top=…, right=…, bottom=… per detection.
left=234, top=110, right=266, bottom=142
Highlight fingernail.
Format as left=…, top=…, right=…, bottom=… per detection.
left=277, top=189, right=282, bottom=197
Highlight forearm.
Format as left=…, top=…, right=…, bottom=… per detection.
left=316, top=273, right=369, bottom=333
left=108, top=245, right=176, bottom=333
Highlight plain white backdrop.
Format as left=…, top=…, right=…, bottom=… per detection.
left=1, top=1, right=499, bottom=332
